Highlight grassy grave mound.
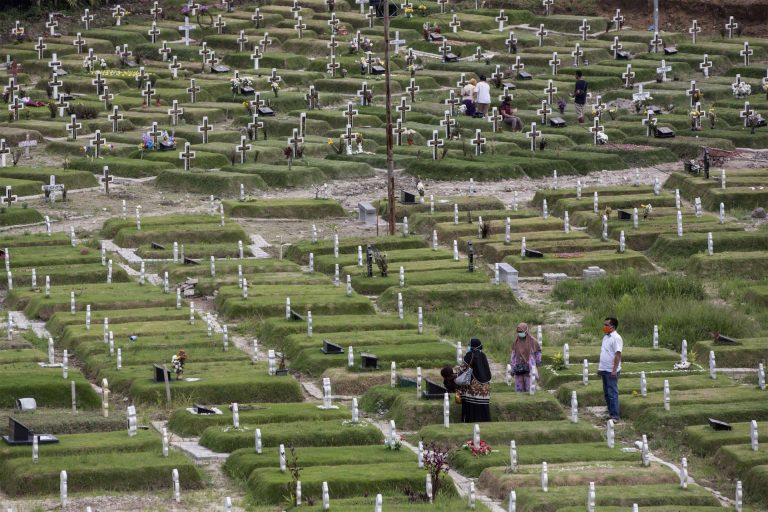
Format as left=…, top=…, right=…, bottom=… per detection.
left=539, top=361, right=701, bottom=388
left=224, top=445, right=413, bottom=481
left=647, top=231, right=768, bottom=263
left=0, top=207, right=44, bottom=227
left=155, top=169, right=267, bottom=194
left=101, top=214, right=222, bottom=238
left=0, top=167, right=99, bottom=190
left=47, top=308, right=189, bottom=338
left=744, top=465, right=768, bottom=505
left=0, top=368, right=100, bottom=409
left=112, top=222, right=248, bottom=247
left=0, top=245, right=101, bottom=268
left=378, top=283, right=520, bottom=312
left=215, top=287, right=375, bottom=318
left=453, top=443, right=639, bottom=479
left=164, top=259, right=300, bottom=281
left=532, top=186, right=655, bottom=207
left=135, top=241, right=243, bottom=259
left=416, top=420, right=602, bottom=448
left=0, top=450, right=202, bottom=497
left=715, top=444, right=768, bottom=478
left=405, top=157, right=526, bottom=181
left=503, top=250, right=654, bottom=277
left=349, top=267, right=490, bottom=295
left=223, top=198, right=346, bottom=218
left=0, top=409, right=125, bottom=435
left=0, top=429, right=160, bottom=461
left=199, top=419, right=383, bottom=453
left=0, top=233, right=70, bottom=248
left=285, top=235, right=428, bottom=263
left=0, top=263, right=130, bottom=289
left=220, top=163, right=327, bottom=188
left=361, top=385, right=564, bottom=431
left=135, top=149, right=230, bottom=169
left=376, top=196, right=506, bottom=221
left=688, top=252, right=768, bottom=279
left=634, top=400, right=768, bottom=432
left=258, top=315, right=417, bottom=348
left=435, top=217, right=563, bottom=239
left=68, top=157, right=174, bottom=178
left=620, top=387, right=766, bottom=422
left=410, top=209, right=538, bottom=233
left=0, top=178, right=45, bottom=197
left=315, top=248, right=456, bottom=274
left=97, top=361, right=303, bottom=406
left=167, top=402, right=350, bottom=437
left=246, top=463, right=431, bottom=505
left=691, top=337, right=768, bottom=368
left=684, top=421, right=768, bottom=456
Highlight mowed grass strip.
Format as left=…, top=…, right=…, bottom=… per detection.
left=684, top=421, right=768, bottom=456
left=416, top=421, right=602, bottom=448
left=167, top=402, right=351, bottom=437
left=199, top=419, right=383, bottom=453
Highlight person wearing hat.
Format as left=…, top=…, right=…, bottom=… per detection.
left=456, top=338, right=492, bottom=422
left=461, top=78, right=477, bottom=117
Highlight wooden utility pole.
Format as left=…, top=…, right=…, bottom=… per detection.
left=383, top=0, right=396, bottom=235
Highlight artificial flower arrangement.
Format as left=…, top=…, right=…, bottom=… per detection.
left=732, top=82, right=752, bottom=98
left=230, top=76, right=254, bottom=94
left=462, top=439, right=492, bottom=457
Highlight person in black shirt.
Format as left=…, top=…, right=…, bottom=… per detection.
left=574, top=70, right=588, bottom=124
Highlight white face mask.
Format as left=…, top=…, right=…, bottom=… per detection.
left=517, top=332, right=526, bottom=338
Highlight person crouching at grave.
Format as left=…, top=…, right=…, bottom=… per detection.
left=172, top=350, right=187, bottom=380
left=500, top=96, right=523, bottom=132
left=461, top=79, right=477, bottom=117
left=510, top=322, right=541, bottom=392
left=457, top=338, right=492, bottom=422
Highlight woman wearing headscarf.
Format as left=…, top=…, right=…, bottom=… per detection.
left=510, top=322, right=542, bottom=392
left=456, top=338, right=492, bottom=422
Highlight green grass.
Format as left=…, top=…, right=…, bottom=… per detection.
left=621, top=386, right=766, bottom=421
left=1, top=245, right=102, bottom=268
left=350, top=267, right=490, bottom=295
left=285, top=236, right=428, bottom=263
left=376, top=196, right=505, bottom=222
left=689, top=252, right=768, bottom=279
left=0, top=450, right=202, bottom=497
left=715, top=444, right=768, bottom=478
left=416, top=420, right=602, bottom=448
left=223, top=199, right=346, bottom=219
left=691, top=337, right=768, bottom=368
left=155, top=169, right=268, bottom=194
left=0, top=429, right=160, bottom=461
left=684, top=421, right=768, bottom=456
left=0, top=367, right=100, bottom=409
left=0, top=207, right=44, bottom=227
left=0, top=233, right=71, bottom=248
left=503, top=250, right=655, bottom=277
left=101, top=215, right=222, bottom=238
left=224, top=445, right=413, bottom=481
left=744, top=465, right=768, bottom=505
left=0, top=166, right=99, bottom=190
left=2, top=263, right=130, bottom=289
left=135, top=241, right=243, bottom=259
left=112, top=222, right=248, bottom=247
left=0, top=408, right=126, bottom=435
left=68, top=156, right=174, bottom=178
left=167, top=402, right=351, bottom=437
left=634, top=400, right=768, bottom=432
left=258, top=315, right=417, bottom=347
left=164, top=258, right=300, bottom=280
left=377, top=283, right=521, bottom=314
left=199, top=419, right=383, bottom=453
left=314, top=248, right=456, bottom=274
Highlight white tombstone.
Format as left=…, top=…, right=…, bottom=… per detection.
left=454, top=203, right=459, bottom=224
left=307, top=311, right=313, bottom=336
left=506, top=364, right=513, bottom=386
left=309, top=253, right=314, bottom=272
left=759, top=363, right=766, bottom=390
left=619, top=231, right=626, bottom=253
left=279, top=444, right=287, bottom=472
left=334, top=264, right=339, bottom=287
left=375, top=494, right=383, bottom=512
left=390, top=361, right=397, bottom=387
left=425, top=473, right=432, bottom=502
left=736, top=481, right=743, bottom=512
left=231, top=402, right=240, bottom=428
left=397, top=292, right=403, bottom=320
left=60, top=470, right=68, bottom=507
left=432, top=230, right=438, bottom=250
left=587, top=482, right=596, bottom=512
left=399, top=266, right=405, bottom=288
left=642, top=434, right=650, bottom=466
left=443, top=392, right=450, bottom=428
left=663, top=379, right=671, bottom=410
left=456, top=342, right=462, bottom=364
left=720, top=202, right=726, bottom=224
left=333, top=234, right=339, bottom=258
left=162, top=427, right=169, bottom=457
left=751, top=420, right=759, bottom=451
left=352, top=397, right=359, bottom=423
left=681, top=339, right=688, bottom=363
left=243, top=278, right=248, bottom=299
left=348, top=346, right=354, bottom=367
left=709, top=350, right=716, bottom=379
left=676, top=210, right=683, bottom=237
left=322, top=481, right=330, bottom=510
left=268, top=349, right=276, bottom=375
left=285, top=297, right=291, bottom=319
left=62, top=349, right=68, bottom=379
left=680, top=457, right=688, bottom=489
left=172, top=468, right=180, bottom=503
left=570, top=391, right=578, bottom=423
left=418, top=440, right=424, bottom=468
left=418, top=307, right=423, bottom=334
left=582, top=359, right=589, bottom=385
left=563, top=343, right=570, bottom=366
left=707, top=232, right=714, bottom=256
left=633, top=207, right=639, bottom=229
left=541, top=461, right=548, bottom=492
left=653, top=325, right=659, bottom=349
left=453, top=240, right=459, bottom=260
left=640, top=371, right=647, bottom=397
left=468, top=481, right=476, bottom=509
left=31, top=268, right=37, bottom=288
left=255, top=428, right=262, bottom=453
left=139, top=261, right=145, bottom=285
left=252, top=338, right=258, bottom=363
left=564, top=211, right=570, bottom=233
left=127, top=405, right=137, bottom=437
left=529, top=374, right=537, bottom=395
left=607, top=419, right=615, bottom=448
left=296, top=481, right=301, bottom=506
left=510, top=440, right=518, bottom=471
left=509, top=490, right=517, bottom=512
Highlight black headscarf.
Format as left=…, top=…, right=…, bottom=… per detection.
left=464, top=338, right=492, bottom=384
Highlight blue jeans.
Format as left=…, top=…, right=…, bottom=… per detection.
left=599, top=371, right=620, bottom=419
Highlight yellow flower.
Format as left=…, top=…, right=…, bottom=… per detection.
left=327, top=138, right=334, bottom=145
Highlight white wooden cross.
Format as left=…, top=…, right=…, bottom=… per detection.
left=100, top=167, right=113, bottom=195
left=741, top=42, right=753, bottom=66
left=328, top=13, right=340, bottom=35
left=0, top=140, right=9, bottom=167
left=35, top=37, right=47, bottom=60
left=67, top=115, right=81, bottom=140
left=8, top=97, right=23, bottom=121
left=449, top=14, right=461, bottom=33
left=290, top=0, right=302, bottom=18
left=650, top=32, right=663, bottom=53
left=487, top=107, right=502, bottom=133
left=198, top=116, right=212, bottom=144
left=178, top=17, right=195, bottom=46
left=344, top=101, right=359, bottom=128
left=214, top=15, right=227, bottom=35
left=526, top=122, right=541, bottom=152
left=327, top=55, right=340, bottom=77
left=406, top=78, right=419, bottom=102
left=579, top=18, right=592, bottom=41
left=393, top=118, right=406, bottom=146
left=148, top=22, right=160, bottom=44
left=247, top=114, right=264, bottom=141
left=251, top=8, right=264, bottom=28
left=46, top=13, right=58, bottom=37
left=542, top=0, right=554, bottom=16
left=168, top=100, right=184, bottom=126
left=622, top=64, right=635, bottom=88
left=427, top=130, right=444, bottom=160
left=656, top=59, right=672, bottom=82
left=686, top=80, right=700, bottom=107
left=642, top=110, right=657, bottom=137
left=4, top=78, right=19, bottom=104
left=505, top=31, right=517, bottom=53
left=699, top=54, right=712, bottom=78
left=444, top=89, right=459, bottom=116
left=536, top=24, right=548, bottom=47
left=150, top=2, right=163, bottom=22
left=99, top=85, right=113, bottom=110
left=437, top=0, right=447, bottom=13
left=236, top=135, right=252, bottom=164
left=512, top=56, right=525, bottom=74
left=538, top=100, right=552, bottom=124
left=549, top=52, right=561, bottom=75
left=237, top=31, right=249, bottom=52
left=288, top=128, right=304, bottom=159
left=90, top=130, right=105, bottom=158
left=142, top=81, right=156, bottom=106
left=355, top=0, right=369, bottom=14
left=610, top=36, right=623, bottom=59
left=250, top=45, right=262, bottom=70
left=108, top=105, right=123, bottom=133
left=491, top=65, right=504, bottom=84
left=260, top=33, right=273, bottom=52
left=496, top=10, right=508, bottom=32
left=81, top=9, right=94, bottom=30
left=159, top=41, right=172, bottom=62
left=112, top=5, right=126, bottom=26
left=357, top=82, right=371, bottom=106
left=740, top=101, right=754, bottom=128
left=3, top=186, right=18, bottom=207
left=48, top=72, right=62, bottom=101
left=572, top=43, right=583, bottom=67
left=689, top=20, right=701, bottom=44
left=395, top=96, right=411, bottom=122
left=471, top=129, right=486, bottom=156
left=366, top=7, right=376, bottom=28
left=612, top=9, right=624, bottom=31
left=544, top=79, right=558, bottom=105
left=294, top=16, right=306, bottom=39
left=633, top=83, right=650, bottom=102
left=169, top=55, right=182, bottom=79
left=725, top=16, right=738, bottom=39
left=589, top=117, right=605, bottom=145
left=391, top=31, right=406, bottom=53
left=179, top=142, right=196, bottom=171
left=187, top=78, right=200, bottom=103
left=440, top=110, right=455, bottom=139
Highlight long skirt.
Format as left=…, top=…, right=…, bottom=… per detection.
left=461, top=380, right=491, bottom=422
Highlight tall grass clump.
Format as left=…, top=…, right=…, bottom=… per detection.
left=553, top=270, right=755, bottom=346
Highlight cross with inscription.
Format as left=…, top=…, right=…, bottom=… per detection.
left=288, top=128, right=304, bottom=159
left=449, top=14, right=461, bottom=33
left=214, top=15, right=227, bottom=35
left=444, top=89, right=459, bottom=116
left=544, top=79, right=558, bottom=105
left=537, top=100, right=552, bottom=124
left=142, top=81, right=155, bottom=107
left=82, top=8, right=94, bottom=30
left=306, top=85, right=320, bottom=109
left=471, top=129, right=486, bottom=156
left=148, top=22, right=160, bottom=44
left=622, top=64, right=635, bottom=88
left=393, top=119, right=406, bottom=146
left=741, top=41, right=753, bottom=66
left=612, top=9, right=624, bottom=31
left=440, top=110, right=455, bottom=139
left=344, top=101, right=359, bottom=128
left=168, top=100, right=184, bottom=126
left=0, top=140, right=9, bottom=167
left=247, top=113, right=264, bottom=141
left=46, top=13, right=58, bottom=37
left=159, top=41, right=172, bottom=62
left=8, top=96, right=23, bottom=121
left=740, top=101, right=754, bottom=128
left=526, top=122, right=541, bottom=152
left=725, top=16, right=738, bottom=39
left=198, top=116, right=212, bottom=144
left=251, top=8, right=264, bottom=28
left=236, top=135, right=252, bottom=163
left=108, top=105, right=123, bottom=132
left=356, top=82, right=370, bottom=106
left=536, top=24, right=548, bottom=46
left=179, top=142, right=195, bottom=171
left=427, top=130, right=444, bottom=160
left=237, top=30, right=249, bottom=52
left=3, top=186, right=18, bottom=207
left=649, top=32, right=663, bottom=54
left=395, top=97, right=411, bottom=122
left=689, top=19, right=701, bottom=44
left=511, top=55, right=525, bottom=75
left=294, top=16, right=306, bottom=38
left=366, top=6, right=376, bottom=28
left=580, top=18, right=591, bottom=40
left=35, top=37, right=47, bottom=60
left=686, top=80, right=700, bottom=107
left=572, top=43, right=584, bottom=67
left=169, top=56, right=181, bottom=79
left=101, top=166, right=113, bottom=194
left=642, top=110, right=657, bottom=137
left=90, top=130, right=106, bottom=158
left=505, top=31, right=517, bottom=54
left=699, top=54, right=712, bottom=78
left=67, top=115, right=82, bottom=140
left=150, top=2, right=163, bottom=21
left=487, top=107, right=502, bottom=133
left=549, top=52, right=561, bottom=75
left=496, top=10, right=508, bottom=31
left=73, top=33, right=86, bottom=54
left=187, top=78, right=200, bottom=103
left=100, top=86, right=113, bottom=110
left=610, top=36, right=623, bottom=59
left=589, top=117, right=605, bottom=145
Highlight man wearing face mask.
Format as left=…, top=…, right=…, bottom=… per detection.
left=599, top=317, right=623, bottom=422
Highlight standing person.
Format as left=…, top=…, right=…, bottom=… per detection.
left=461, top=78, right=477, bottom=117
left=474, top=75, right=491, bottom=118
left=457, top=338, right=492, bottom=422
left=509, top=322, right=542, bottom=392
left=574, top=70, right=588, bottom=124
left=599, top=317, right=623, bottom=422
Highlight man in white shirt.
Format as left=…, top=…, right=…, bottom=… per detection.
left=474, top=75, right=491, bottom=118
left=598, top=317, right=623, bottom=421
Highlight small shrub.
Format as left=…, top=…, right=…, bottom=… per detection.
left=67, top=104, right=99, bottom=120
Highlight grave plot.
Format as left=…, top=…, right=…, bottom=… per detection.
left=666, top=168, right=768, bottom=210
